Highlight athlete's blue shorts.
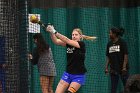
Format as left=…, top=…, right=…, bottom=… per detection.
left=61, top=72, right=86, bottom=85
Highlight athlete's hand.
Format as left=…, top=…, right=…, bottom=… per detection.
left=46, top=25, right=56, bottom=34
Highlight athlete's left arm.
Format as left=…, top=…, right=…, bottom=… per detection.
left=46, top=25, right=80, bottom=48
left=55, top=32, right=80, bottom=48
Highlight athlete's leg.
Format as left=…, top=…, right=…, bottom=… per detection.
left=67, top=82, right=81, bottom=93
left=55, top=72, right=71, bottom=93
left=67, top=74, right=85, bottom=93
left=55, top=79, right=69, bottom=93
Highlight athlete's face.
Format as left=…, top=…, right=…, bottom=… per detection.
left=72, top=30, right=81, bottom=41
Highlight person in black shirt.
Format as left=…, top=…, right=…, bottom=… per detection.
left=46, top=25, right=96, bottom=93
left=105, top=27, right=129, bottom=93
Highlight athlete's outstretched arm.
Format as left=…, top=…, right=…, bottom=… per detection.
left=49, top=32, right=66, bottom=46
left=46, top=25, right=80, bottom=48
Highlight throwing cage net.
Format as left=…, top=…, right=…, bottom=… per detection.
left=0, top=0, right=140, bottom=93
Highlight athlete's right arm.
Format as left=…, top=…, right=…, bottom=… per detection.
left=47, top=25, right=81, bottom=48
left=50, top=32, right=66, bottom=47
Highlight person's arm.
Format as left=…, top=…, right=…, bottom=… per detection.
left=49, top=33, right=66, bottom=46
left=105, top=56, right=110, bottom=74
left=47, top=25, right=80, bottom=48
left=105, top=43, right=110, bottom=74
left=122, top=54, right=128, bottom=71
left=29, top=48, right=39, bottom=65
left=122, top=41, right=128, bottom=71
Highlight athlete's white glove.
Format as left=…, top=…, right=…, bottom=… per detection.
left=47, top=25, right=57, bottom=34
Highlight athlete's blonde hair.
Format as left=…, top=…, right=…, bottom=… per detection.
left=73, top=28, right=97, bottom=41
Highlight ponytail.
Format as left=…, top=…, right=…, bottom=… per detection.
left=82, top=35, right=97, bottom=41
left=73, top=28, right=97, bottom=41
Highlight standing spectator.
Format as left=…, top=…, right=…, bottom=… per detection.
left=105, top=27, right=129, bottom=93
left=29, top=33, right=56, bottom=93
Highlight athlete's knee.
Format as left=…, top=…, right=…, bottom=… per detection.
left=66, top=87, right=76, bottom=93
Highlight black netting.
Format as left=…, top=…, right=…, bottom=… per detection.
left=0, top=0, right=140, bottom=93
